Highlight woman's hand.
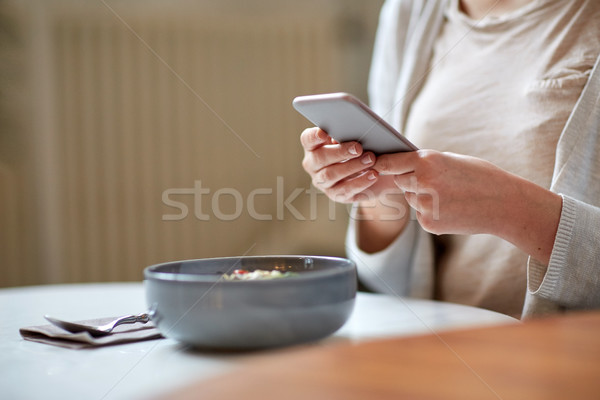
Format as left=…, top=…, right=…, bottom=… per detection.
left=374, top=149, right=562, bottom=263
left=300, top=127, right=381, bottom=203
left=300, top=127, right=411, bottom=253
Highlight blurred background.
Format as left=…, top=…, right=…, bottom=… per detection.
left=0, top=0, right=384, bottom=287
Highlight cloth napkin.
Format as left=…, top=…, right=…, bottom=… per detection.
left=19, top=316, right=164, bottom=349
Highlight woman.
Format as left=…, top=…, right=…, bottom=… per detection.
left=300, top=0, right=600, bottom=318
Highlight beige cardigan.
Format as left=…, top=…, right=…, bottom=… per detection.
left=346, top=0, right=600, bottom=318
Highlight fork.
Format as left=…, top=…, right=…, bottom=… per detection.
left=44, top=313, right=150, bottom=337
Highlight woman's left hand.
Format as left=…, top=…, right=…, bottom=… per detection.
left=374, top=149, right=562, bottom=263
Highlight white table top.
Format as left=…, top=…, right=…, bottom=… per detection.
left=0, top=283, right=516, bottom=400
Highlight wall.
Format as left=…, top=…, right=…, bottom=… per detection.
left=0, top=0, right=384, bottom=287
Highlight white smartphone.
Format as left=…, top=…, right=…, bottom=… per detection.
left=292, top=92, right=417, bottom=154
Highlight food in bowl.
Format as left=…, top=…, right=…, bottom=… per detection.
left=222, top=269, right=297, bottom=281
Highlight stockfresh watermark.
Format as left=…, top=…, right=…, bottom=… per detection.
left=161, top=176, right=438, bottom=222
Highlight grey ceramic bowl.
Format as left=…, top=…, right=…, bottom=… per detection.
left=144, top=255, right=357, bottom=349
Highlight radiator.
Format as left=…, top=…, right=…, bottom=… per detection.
left=1, top=0, right=382, bottom=286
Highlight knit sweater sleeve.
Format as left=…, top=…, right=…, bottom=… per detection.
left=345, top=211, right=435, bottom=299
left=527, top=196, right=600, bottom=310
left=524, top=53, right=600, bottom=316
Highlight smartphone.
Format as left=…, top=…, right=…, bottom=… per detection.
left=292, top=92, right=417, bottom=154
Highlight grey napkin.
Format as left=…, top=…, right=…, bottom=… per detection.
left=19, top=316, right=164, bottom=349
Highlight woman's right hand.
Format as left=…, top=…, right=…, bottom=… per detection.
left=300, top=127, right=380, bottom=204
left=300, top=126, right=411, bottom=253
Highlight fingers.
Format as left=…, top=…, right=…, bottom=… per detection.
left=403, top=191, right=420, bottom=211
left=300, top=127, right=334, bottom=151
left=404, top=191, right=440, bottom=233
left=392, top=173, right=417, bottom=192
left=300, top=127, right=364, bottom=172
left=299, top=126, right=381, bottom=203
left=396, top=175, right=437, bottom=212
left=305, top=142, right=363, bottom=172
left=374, top=151, right=418, bottom=175
left=326, top=170, right=379, bottom=204
left=302, top=144, right=365, bottom=180
left=313, top=152, right=376, bottom=189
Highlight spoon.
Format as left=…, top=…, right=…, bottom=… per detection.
left=44, top=313, right=150, bottom=337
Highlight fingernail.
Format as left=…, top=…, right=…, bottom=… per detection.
left=361, top=154, right=372, bottom=164
left=349, top=144, right=359, bottom=155
left=367, top=171, right=377, bottom=180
